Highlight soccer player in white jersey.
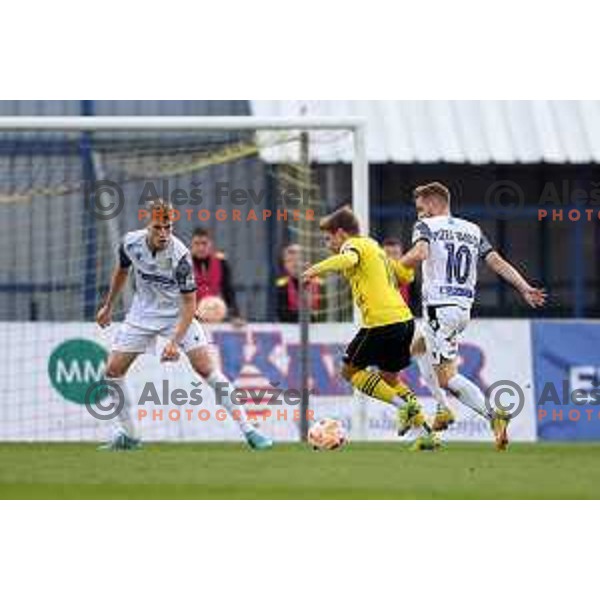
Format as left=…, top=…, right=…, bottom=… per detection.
left=95, top=198, right=273, bottom=451
left=400, top=182, right=546, bottom=450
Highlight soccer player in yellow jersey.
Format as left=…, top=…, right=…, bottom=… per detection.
left=302, top=206, right=436, bottom=447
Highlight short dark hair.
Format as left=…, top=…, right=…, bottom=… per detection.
left=414, top=182, right=451, bottom=204
left=192, top=227, right=211, bottom=239
left=382, top=237, right=402, bottom=247
left=319, top=206, right=360, bottom=235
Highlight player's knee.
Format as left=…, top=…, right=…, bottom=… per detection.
left=438, top=372, right=451, bottom=388
left=105, top=363, right=126, bottom=379
left=410, top=335, right=426, bottom=356
left=380, top=371, right=398, bottom=385
left=436, top=362, right=456, bottom=389
left=188, top=347, right=214, bottom=378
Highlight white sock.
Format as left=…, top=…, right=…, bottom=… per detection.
left=415, top=353, right=449, bottom=410
left=105, top=376, right=137, bottom=438
left=446, top=374, right=490, bottom=419
left=206, top=371, right=254, bottom=434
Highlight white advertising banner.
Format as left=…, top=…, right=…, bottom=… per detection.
left=0, top=320, right=536, bottom=442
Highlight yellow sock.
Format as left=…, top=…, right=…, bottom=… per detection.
left=350, top=369, right=398, bottom=404
left=394, top=380, right=427, bottom=429
left=392, top=379, right=412, bottom=397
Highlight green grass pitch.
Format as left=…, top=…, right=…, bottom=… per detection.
left=1, top=442, right=600, bottom=499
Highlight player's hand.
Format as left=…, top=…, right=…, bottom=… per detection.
left=521, top=286, right=547, bottom=308
left=161, top=340, right=181, bottom=362
left=96, top=304, right=112, bottom=328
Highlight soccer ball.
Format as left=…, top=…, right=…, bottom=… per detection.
left=307, top=418, right=348, bottom=450
left=196, top=295, right=228, bottom=323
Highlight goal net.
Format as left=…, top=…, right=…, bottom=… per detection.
left=0, top=117, right=370, bottom=442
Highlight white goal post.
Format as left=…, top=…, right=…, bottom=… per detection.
left=0, top=115, right=371, bottom=442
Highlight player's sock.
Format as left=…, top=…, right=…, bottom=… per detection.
left=390, top=379, right=416, bottom=408
left=350, top=369, right=402, bottom=405
left=104, top=376, right=137, bottom=438
left=415, top=353, right=450, bottom=409
left=205, top=371, right=254, bottom=434
left=446, top=374, right=489, bottom=419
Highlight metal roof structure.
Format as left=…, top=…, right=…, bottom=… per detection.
left=251, top=100, right=600, bottom=164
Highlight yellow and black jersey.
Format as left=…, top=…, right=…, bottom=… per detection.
left=312, top=236, right=413, bottom=328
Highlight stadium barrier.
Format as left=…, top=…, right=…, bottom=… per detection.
left=5, top=320, right=598, bottom=442
left=0, top=320, right=532, bottom=442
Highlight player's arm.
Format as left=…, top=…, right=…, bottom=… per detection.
left=302, top=249, right=359, bottom=282
left=485, top=251, right=546, bottom=308
left=399, top=221, right=431, bottom=269
left=96, top=243, right=131, bottom=328
left=162, top=255, right=198, bottom=362
left=389, top=259, right=415, bottom=284
left=479, top=232, right=546, bottom=308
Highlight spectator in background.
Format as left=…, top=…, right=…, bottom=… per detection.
left=276, top=243, right=325, bottom=322
left=190, top=228, right=244, bottom=326
left=383, top=237, right=412, bottom=305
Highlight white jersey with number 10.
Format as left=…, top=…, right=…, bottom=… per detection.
left=412, top=215, right=493, bottom=309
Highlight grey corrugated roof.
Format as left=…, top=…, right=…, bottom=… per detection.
left=251, top=100, right=600, bottom=164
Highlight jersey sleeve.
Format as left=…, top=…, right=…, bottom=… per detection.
left=311, top=251, right=359, bottom=276
left=174, top=253, right=197, bottom=294
left=391, top=260, right=415, bottom=284
left=339, top=239, right=361, bottom=264
left=412, top=221, right=432, bottom=245
left=117, top=240, right=132, bottom=269
left=478, top=232, right=494, bottom=259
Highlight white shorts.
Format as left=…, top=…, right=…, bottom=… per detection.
left=422, top=304, right=470, bottom=365
left=111, top=319, right=210, bottom=354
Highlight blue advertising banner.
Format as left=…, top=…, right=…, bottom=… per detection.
left=532, top=322, right=600, bottom=440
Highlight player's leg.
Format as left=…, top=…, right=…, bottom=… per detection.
left=99, top=322, right=156, bottom=449
left=410, top=331, right=454, bottom=431
left=341, top=322, right=433, bottom=439
left=430, top=306, right=508, bottom=449
left=421, top=307, right=461, bottom=433
left=101, top=350, right=142, bottom=448
left=181, top=320, right=272, bottom=450
left=341, top=327, right=413, bottom=407
left=378, top=320, right=434, bottom=438
left=436, top=358, right=487, bottom=417
left=341, top=361, right=407, bottom=405
left=378, top=370, right=436, bottom=446
left=381, top=371, right=415, bottom=403
left=343, top=361, right=430, bottom=436
left=435, top=358, right=508, bottom=450
left=429, top=306, right=489, bottom=418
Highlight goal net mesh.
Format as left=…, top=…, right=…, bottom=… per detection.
left=0, top=125, right=364, bottom=441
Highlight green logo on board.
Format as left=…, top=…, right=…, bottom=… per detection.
left=48, top=338, right=108, bottom=404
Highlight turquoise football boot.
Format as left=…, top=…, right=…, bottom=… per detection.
left=244, top=427, right=274, bottom=450
left=98, top=427, right=142, bottom=451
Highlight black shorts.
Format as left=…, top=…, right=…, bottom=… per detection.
left=343, top=319, right=415, bottom=373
